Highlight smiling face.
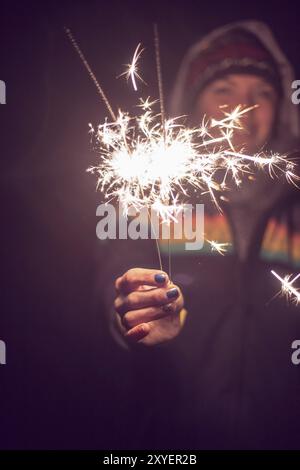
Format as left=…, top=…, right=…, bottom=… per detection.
left=193, top=74, right=279, bottom=153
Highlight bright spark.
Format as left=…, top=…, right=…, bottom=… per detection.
left=207, top=240, right=231, bottom=255
left=271, top=270, right=300, bottom=305
left=119, top=43, right=145, bottom=91
left=137, top=96, right=158, bottom=111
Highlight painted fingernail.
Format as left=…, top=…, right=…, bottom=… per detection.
left=155, top=273, right=166, bottom=283
left=167, top=288, right=179, bottom=299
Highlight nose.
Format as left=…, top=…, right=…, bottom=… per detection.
left=230, top=91, right=256, bottom=110
left=235, top=92, right=256, bottom=133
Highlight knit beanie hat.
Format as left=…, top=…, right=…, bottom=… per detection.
left=185, top=28, right=283, bottom=110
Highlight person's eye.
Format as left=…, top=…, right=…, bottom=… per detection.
left=213, top=86, right=232, bottom=95
left=255, top=89, right=275, bottom=101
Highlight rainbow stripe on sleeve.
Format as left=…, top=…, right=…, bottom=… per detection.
left=158, top=213, right=300, bottom=267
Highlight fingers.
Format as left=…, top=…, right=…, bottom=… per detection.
left=123, top=307, right=185, bottom=345
left=122, top=302, right=180, bottom=330
left=124, top=323, right=150, bottom=343
left=115, top=268, right=169, bottom=295
left=113, top=268, right=184, bottom=346
left=114, top=284, right=182, bottom=316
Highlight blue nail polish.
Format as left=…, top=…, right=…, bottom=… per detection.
left=155, top=273, right=166, bottom=283
left=167, top=288, right=179, bottom=299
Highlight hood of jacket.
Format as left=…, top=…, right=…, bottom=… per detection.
left=171, top=20, right=299, bottom=152
left=170, top=21, right=300, bottom=261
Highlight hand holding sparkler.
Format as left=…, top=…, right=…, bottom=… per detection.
left=65, top=27, right=300, bottom=314
left=113, top=268, right=186, bottom=345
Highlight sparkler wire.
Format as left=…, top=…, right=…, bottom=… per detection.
left=65, top=28, right=117, bottom=121
left=66, top=27, right=165, bottom=271
left=154, top=23, right=171, bottom=278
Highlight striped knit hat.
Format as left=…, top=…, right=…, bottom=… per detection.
left=185, top=28, right=282, bottom=110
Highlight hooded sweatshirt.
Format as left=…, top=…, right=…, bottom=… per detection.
left=100, top=21, right=300, bottom=450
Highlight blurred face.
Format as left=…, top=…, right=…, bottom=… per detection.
left=193, top=74, right=279, bottom=153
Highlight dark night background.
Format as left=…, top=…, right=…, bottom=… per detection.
left=0, top=0, right=300, bottom=449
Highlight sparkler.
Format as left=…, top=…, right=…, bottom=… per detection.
left=66, top=27, right=300, bottom=279
left=153, top=24, right=172, bottom=277
left=271, top=270, right=300, bottom=305
left=87, top=105, right=299, bottom=218
left=66, top=28, right=299, bottom=221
